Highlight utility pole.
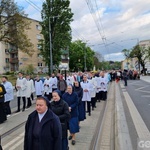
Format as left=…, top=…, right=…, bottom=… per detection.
left=84, top=48, right=87, bottom=72
left=49, top=17, right=53, bottom=75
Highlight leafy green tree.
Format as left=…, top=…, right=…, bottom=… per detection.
left=40, top=0, right=73, bottom=73
left=0, top=0, right=34, bottom=55
left=69, top=40, right=95, bottom=71
left=130, top=45, right=150, bottom=75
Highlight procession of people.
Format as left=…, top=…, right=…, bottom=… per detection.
left=0, top=69, right=138, bottom=150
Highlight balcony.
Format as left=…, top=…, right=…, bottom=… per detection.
left=9, top=58, right=19, bottom=64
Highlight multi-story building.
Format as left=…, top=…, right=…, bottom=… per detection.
left=0, top=17, right=48, bottom=74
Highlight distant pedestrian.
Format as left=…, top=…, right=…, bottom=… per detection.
left=43, top=75, right=52, bottom=100
left=62, top=85, right=79, bottom=145
left=24, top=96, right=62, bottom=150
left=80, top=75, right=93, bottom=116
left=99, top=71, right=108, bottom=101
left=57, top=75, right=67, bottom=95
left=25, top=75, right=35, bottom=108
left=73, top=81, right=85, bottom=125
left=1, top=76, right=14, bottom=116
left=15, top=72, right=27, bottom=112
left=51, top=73, right=58, bottom=91
left=122, top=69, right=128, bottom=86
left=51, top=90, right=70, bottom=150
left=0, top=83, right=6, bottom=124
left=34, top=75, right=44, bottom=97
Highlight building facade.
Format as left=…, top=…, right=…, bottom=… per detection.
left=0, top=17, right=48, bottom=74
left=121, top=39, right=150, bottom=73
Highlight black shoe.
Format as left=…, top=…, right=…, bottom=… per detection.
left=95, top=106, right=96, bottom=108
left=72, top=140, right=76, bottom=145
left=92, top=107, right=94, bottom=111
left=68, top=136, right=72, bottom=140
left=89, top=113, right=91, bottom=116
left=15, top=110, right=20, bottom=113
left=22, top=109, right=25, bottom=112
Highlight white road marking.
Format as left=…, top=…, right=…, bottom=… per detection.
left=9, top=138, right=24, bottom=150
left=2, top=132, right=24, bottom=149
left=123, top=91, right=150, bottom=139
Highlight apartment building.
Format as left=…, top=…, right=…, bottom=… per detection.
left=0, top=17, right=47, bottom=74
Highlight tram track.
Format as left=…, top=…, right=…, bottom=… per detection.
left=90, top=82, right=115, bottom=150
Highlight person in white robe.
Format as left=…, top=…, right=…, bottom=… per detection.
left=43, top=75, right=52, bottom=101
left=99, top=71, right=108, bottom=101
left=88, top=72, right=97, bottom=110
left=35, top=75, right=44, bottom=97
left=80, top=74, right=93, bottom=116
left=15, top=72, right=27, bottom=112
left=1, top=76, right=14, bottom=116
left=51, top=73, right=58, bottom=91
left=25, top=75, right=35, bottom=108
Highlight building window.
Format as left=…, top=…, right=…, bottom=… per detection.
left=5, top=58, right=9, bottom=63
left=38, top=63, right=42, bottom=66
left=36, top=25, right=41, bottom=30
left=36, top=34, right=42, bottom=40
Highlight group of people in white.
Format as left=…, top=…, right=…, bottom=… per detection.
left=0, top=71, right=111, bottom=122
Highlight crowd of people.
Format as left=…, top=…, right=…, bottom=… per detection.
left=0, top=69, right=140, bottom=150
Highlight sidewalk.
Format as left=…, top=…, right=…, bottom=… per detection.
left=140, top=75, right=150, bottom=83
left=0, top=99, right=106, bottom=150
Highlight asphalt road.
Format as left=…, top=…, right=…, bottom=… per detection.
left=125, top=79, right=150, bottom=131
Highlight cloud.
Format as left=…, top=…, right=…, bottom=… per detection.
left=14, top=0, right=150, bottom=61
left=104, top=52, right=125, bottom=61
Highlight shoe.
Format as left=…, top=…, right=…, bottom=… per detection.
left=95, top=106, right=96, bottom=108
left=7, top=114, right=11, bottom=117
left=15, top=110, right=20, bottom=113
left=68, top=135, right=72, bottom=140
left=89, top=113, right=91, bottom=116
left=92, top=107, right=94, bottom=111
left=22, top=109, right=25, bottom=112
left=72, top=140, right=76, bottom=145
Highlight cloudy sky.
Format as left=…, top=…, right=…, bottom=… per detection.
left=15, top=0, right=150, bottom=61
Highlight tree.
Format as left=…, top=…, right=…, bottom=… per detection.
left=40, top=0, right=73, bottom=73
left=130, top=45, right=150, bottom=75
left=122, top=49, right=131, bottom=69
left=69, top=40, right=95, bottom=71
left=0, top=0, right=34, bottom=55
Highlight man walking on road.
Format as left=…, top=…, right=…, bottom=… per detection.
left=122, top=69, right=128, bottom=86
left=15, top=72, right=27, bottom=112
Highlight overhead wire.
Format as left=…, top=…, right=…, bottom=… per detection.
left=85, top=0, right=111, bottom=60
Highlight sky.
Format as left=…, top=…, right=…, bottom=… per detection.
left=14, top=0, right=150, bottom=62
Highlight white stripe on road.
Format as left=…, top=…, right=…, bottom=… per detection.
left=9, top=138, right=24, bottom=150
left=2, top=132, right=24, bottom=149
left=123, top=91, right=150, bottom=139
